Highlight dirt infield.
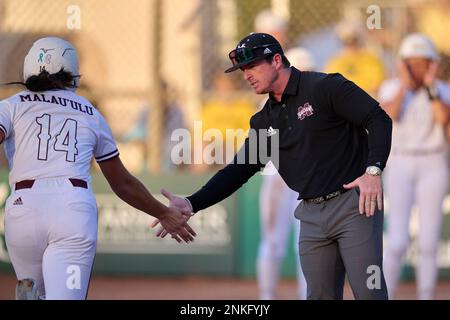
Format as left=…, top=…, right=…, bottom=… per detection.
left=1, top=273, right=450, bottom=300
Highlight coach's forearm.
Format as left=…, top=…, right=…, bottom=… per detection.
left=364, top=107, right=393, bottom=170
left=187, top=163, right=260, bottom=212
left=111, top=175, right=169, bottom=219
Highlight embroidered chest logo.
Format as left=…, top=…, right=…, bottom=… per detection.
left=297, top=102, right=314, bottom=120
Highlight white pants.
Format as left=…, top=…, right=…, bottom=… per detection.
left=384, top=152, right=448, bottom=300
left=257, top=172, right=307, bottom=300
left=4, top=178, right=97, bottom=300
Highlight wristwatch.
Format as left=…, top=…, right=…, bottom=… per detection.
left=366, top=166, right=382, bottom=176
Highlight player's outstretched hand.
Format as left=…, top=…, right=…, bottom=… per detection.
left=156, top=206, right=196, bottom=243
left=151, top=188, right=195, bottom=241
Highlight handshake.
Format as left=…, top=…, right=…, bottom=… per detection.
left=151, top=188, right=196, bottom=243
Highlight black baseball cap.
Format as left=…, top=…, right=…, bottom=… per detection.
left=225, top=33, right=284, bottom=73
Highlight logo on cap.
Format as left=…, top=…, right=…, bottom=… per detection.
left=263, top=48, right=272, bottom=54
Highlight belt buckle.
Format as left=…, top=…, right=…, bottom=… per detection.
left=310, top=196, right=325, bottom=204
left=325, top=190, right=340, bottom=200
left=308, top=190, right=343, bottom=204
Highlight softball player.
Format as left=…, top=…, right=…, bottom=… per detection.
left=0, top=37, right=195, bottom=300
left=380, top=33, right=450, bottom=300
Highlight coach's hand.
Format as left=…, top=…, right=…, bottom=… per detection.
left=156, top=206, right=196, bottom=243
left=343, top=174, right=383, bottom=217
left=161, top=188, right=194, bottom=215
left=151, top=188, right=195, bottom=241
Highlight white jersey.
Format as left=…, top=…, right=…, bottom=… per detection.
left=378, top=79, right=450, bottom=153
left=0, top=89, right=118, bottom=187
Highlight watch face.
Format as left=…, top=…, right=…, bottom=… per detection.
left=367, top=166, right=380, bottom=175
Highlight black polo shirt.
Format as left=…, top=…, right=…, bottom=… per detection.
left=187, top=67, right=392, bottom=212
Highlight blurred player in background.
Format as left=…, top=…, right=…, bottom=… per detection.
left=412, top=0, right=450, bottom=84
left=254, top=9, right=289, bottom=48
left=325, top=19, right=385, bottom=97
left=200, top=68, right=255, bottom=172
left=0, top=37, right=195, bottom=300
left=257, top=47, right=315, bottom=300
left=379, top=33, right=450, bottom=300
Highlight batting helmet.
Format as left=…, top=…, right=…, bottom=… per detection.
left=399, top=33, right=439, bottom=61
left=23, top=37, right=80, bottom=87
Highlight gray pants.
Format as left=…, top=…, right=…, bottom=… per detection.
left=295, top=188, right=388, bottom=300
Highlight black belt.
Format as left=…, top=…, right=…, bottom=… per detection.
left=304, top=188, right=350, bottom=204
left=15, top=178, right=88, bottom=191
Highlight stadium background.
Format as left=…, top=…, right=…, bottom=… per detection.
left=0, top=0, right=450, bottom=299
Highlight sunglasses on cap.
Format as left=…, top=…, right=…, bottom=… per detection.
left=228, top=44, right=278, bottom=68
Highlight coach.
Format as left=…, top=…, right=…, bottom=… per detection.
left=156, top=33, right=392, bottom=300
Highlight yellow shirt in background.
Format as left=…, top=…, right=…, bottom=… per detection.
left=325, top=50, right=385, bottom=96
left=416, top=5, right=450, bottom=56
left=202, top=98, right=255, bottom=150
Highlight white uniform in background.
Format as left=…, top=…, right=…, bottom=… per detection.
left=0, top=37, right=118, bottom=299
left=256, top=45, right=314, bottom=300
left=380, top=34, right=450, bottom=300
left=258, top=163, right=307, bottom=300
